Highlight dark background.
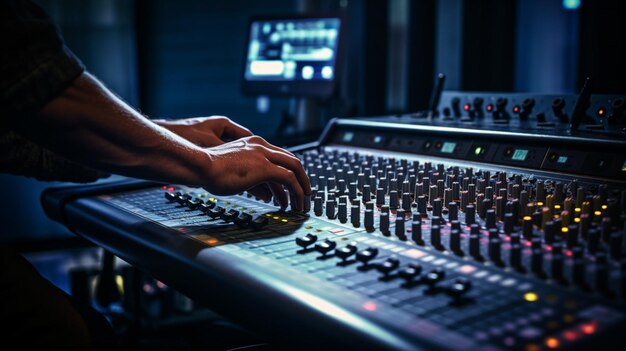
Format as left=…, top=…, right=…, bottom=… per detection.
left=2, top=0, right=625, bottom=246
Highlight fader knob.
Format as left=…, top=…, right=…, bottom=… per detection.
left=510, top=244, right=524, bottom=272
left=390, top=190, right=399, bottom=209
left=356, top=248, right=379, bottom=269
left=314, top=239, right=337, bottom=257
left=295, top=233, right=318, bottom=251
left=447, top=278, right=473, bottom=298
left=424, top=268, right=446, bottom=288
left=377, top=256, right=400, bottom=278
left=364, top=209, right=375, bottom=232
left=335, top=242, right=358, bottom=263
left=488, top=238, right=503, bottom=266
left=399, top=263, right=422, bottom=285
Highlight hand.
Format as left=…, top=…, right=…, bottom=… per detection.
left=203, top=136, right=311, bottom=211
left=154, top=116, right=252, bottom=147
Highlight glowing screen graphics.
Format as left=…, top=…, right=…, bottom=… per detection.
left=245, top=18, right=340, bottom=82
left=441, top=142, right=456, bottom=154
left=512, top=149, right=529, bottom=161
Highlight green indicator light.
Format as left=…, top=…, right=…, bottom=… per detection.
left=474, top=147, right=482, bottom=156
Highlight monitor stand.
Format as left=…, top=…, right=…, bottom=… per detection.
left=276, top=97, right=320, bottom=138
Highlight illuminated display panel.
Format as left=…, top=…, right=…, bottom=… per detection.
left=243, top=16, right=342, bottom=99
left=441, top=142, right=456, bottom=154
left=512, top=149, right=529, bottom=161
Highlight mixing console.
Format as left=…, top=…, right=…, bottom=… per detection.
left=42, top=115, right=626, bottom=350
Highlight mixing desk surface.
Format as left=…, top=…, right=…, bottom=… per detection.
left=42, top=115, right=626, bottom=350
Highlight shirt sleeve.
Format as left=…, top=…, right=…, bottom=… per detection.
left=0, top=0, right=85, bottom=116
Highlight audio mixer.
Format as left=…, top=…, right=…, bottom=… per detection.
left=42, top=97, right=626, bottom=350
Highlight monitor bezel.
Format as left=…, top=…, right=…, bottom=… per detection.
left=241, top=13, right=345, bottom=99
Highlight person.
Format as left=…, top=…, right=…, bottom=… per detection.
left=0, top=0, right=311, bottom=348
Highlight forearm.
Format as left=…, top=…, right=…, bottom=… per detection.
left=14, top=73, right=211, bottom=185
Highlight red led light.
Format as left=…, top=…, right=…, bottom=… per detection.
left=487, top=104, right=493, bottom=112
left=162, top=185, right=167, bottom=189
left=463, top=103, right=471, bottom=111
left=363, top=301, right=378, bottom=311
left=513, top=105, right=520, bottom=113
left=563, top=330, right=579, bottom=341
left=168, top=187, right=175, bottom=191
left=581, top=322, right=597, bottom=334
left=565, top=250, right=573, bottom=257
left=597, top=108, right=606, bottom=117
left=545, top=245, right=552, bottom=252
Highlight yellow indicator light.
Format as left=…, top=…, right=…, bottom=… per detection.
left=561, top=227, right=569, bottom=234
left=265, top=214, right=272, bottom=217
left=281, top=219, right=288, bottom=223
left=209, top=197, right=216, bottom=202
left=601, top=205, right=608, bottom=210
left=537, top=202, right=544, bottom=206
left=594, top=211, right=602, bottom=216
left=553, top=215, right=560, bottom=219
left=574, top=207, right=581, bottom=213
left=574, top=218, right=581, bottom=223
left=523, top=216, right=532, bottom=221
left=474, top=147, right=483, bottom=156
left=524, top=292, right=539, bottom=302
left=272, top=216, right=279, bottom=220
left=116, top=275, right=124, bottom=295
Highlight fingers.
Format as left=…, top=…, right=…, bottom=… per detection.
left=219, top=117, right=253, bottom=141
left=247, top=184, right=272, bottom=202
left=268, top=182, right=288, bottom=209
left=263, top=147, right=311, bottom=196
left=266, top=165, right=305, bottom=211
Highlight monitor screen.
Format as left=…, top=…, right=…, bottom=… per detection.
left=242, top=15, right=343, bottom=98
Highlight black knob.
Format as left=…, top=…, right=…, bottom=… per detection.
left=220, top=209, right=240, bottom=222
left=552, top=97, right=568, bottom=122
left=431, top=225, right=443, bottom=250
left=314, top=239, right=337, bottom=257
left=448, top=202, right=458, bottom=221
left=465, top=204, right=476, bottom=225
left=176, top=193, right=191, bottom=204
left=389, top=190, right=399, bottom=209
left=350, top=205, right=360, bottom=228
left=447, top=278, right=472, bottom=298
left=377, top=256, right=400, bottom=278
left=376, top=188, right=385, bottom=206
left=314, top=197, right=323, bottom=216
left=488, top=238, right=503, bottom=266
left=395, top=215, right=406, bottom=241
left=250, top=215, right=268, bottom=230
left=411, top=220, right=424, bottom=245
left=234, top=212, right=252, bottom=227
left=199, top=200, right=216, bottom=212
left=208, top=206, right=225, bottom=219
left=531, top=249, right=544, bottom=278
left=356, top=248, right=379, bottom=268
left=398, top=263, right=422, bottom=284
left=510, top=243, right=524, bottom=272
left=185, top=198, right=203, bottom=209
left=338, top=201, right=347, bottom=223
left=451, top=97, right=461, bottom=117
left=485, top=209, right=496, bottom=229
left=450, top=229, right=462, bottom=256
left=164, top=191, right=178, bottom=202
left=469, top=234, right=481, bottom=261
left=423, top=268, right=446, bottom=288
left=364, top=209, right=375, bottom=232
left=295, top=233, right=318, bottom=250
left=335, top=242, right=358, bottom=263
left=551, top=254, right=565, bottom=284
left=380, top=212, right=390, bottom=236
left=326, top=200, right=336, bottom=219
left=520, top=98, right=535, bottom=117
left=573, top=259, right=587, bottom=289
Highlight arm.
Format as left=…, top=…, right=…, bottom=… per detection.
left=12, top=72, right=310, bottom=210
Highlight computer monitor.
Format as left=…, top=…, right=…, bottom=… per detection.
left=242, top=15, right=343, bottom=98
